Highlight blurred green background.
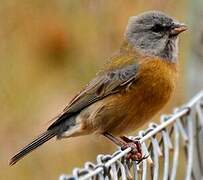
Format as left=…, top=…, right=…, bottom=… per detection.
left=1, top=0, right=202, bottom=179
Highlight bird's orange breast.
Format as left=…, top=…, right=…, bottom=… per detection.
left=107, top=57, right=178, bottom=134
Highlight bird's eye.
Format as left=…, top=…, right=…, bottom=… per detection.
left=151, top=24, right=167, bottom=33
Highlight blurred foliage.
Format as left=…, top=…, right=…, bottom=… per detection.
left=186, top=0, right=203, bottom=96
left=0, top=0, right=190, bottom=179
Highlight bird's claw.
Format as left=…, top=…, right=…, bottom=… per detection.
left=136, top=154, right=149, bottom=164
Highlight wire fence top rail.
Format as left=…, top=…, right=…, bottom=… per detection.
left=59, top=90, right=203, bottom=180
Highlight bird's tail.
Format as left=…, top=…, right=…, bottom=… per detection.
left=9, top=130, right=57, bottom=166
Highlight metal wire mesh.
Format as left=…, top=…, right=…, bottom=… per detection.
left=59, top=90, right=203, bottom=180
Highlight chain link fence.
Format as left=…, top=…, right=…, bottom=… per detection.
left=59, top=90, right=203, bottom=180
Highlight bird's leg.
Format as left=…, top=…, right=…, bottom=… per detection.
left=103, top=132, right=143, bottom=162
left=119, top=135, right=148, bottom=163
left=103, top=132, right=126, bottom=147
left=120, top=135, right=140, bottom=142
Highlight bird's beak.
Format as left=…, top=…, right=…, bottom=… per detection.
left=170, top=23, right=187, bottom=36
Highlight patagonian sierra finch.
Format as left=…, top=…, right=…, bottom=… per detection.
left=9, top=11, right=187, bottom=165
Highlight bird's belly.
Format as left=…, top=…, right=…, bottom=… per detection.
left=105, top=84, right=173, bottom=135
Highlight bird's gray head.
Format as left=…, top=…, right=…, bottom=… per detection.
left=125, top=11, right=187, bottom=62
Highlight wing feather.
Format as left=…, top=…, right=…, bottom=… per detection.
left=48, top=63, right=139, bottom=130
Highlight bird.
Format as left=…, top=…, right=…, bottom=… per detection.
left=9, top=10, right=187, bottom=166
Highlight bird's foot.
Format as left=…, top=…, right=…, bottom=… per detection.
left=120, top=136, right=147, bottom=163
left=103, top=133, right=147, bottom=163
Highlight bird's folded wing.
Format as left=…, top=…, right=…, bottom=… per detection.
left=48, top=63, right=139, bottom=130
